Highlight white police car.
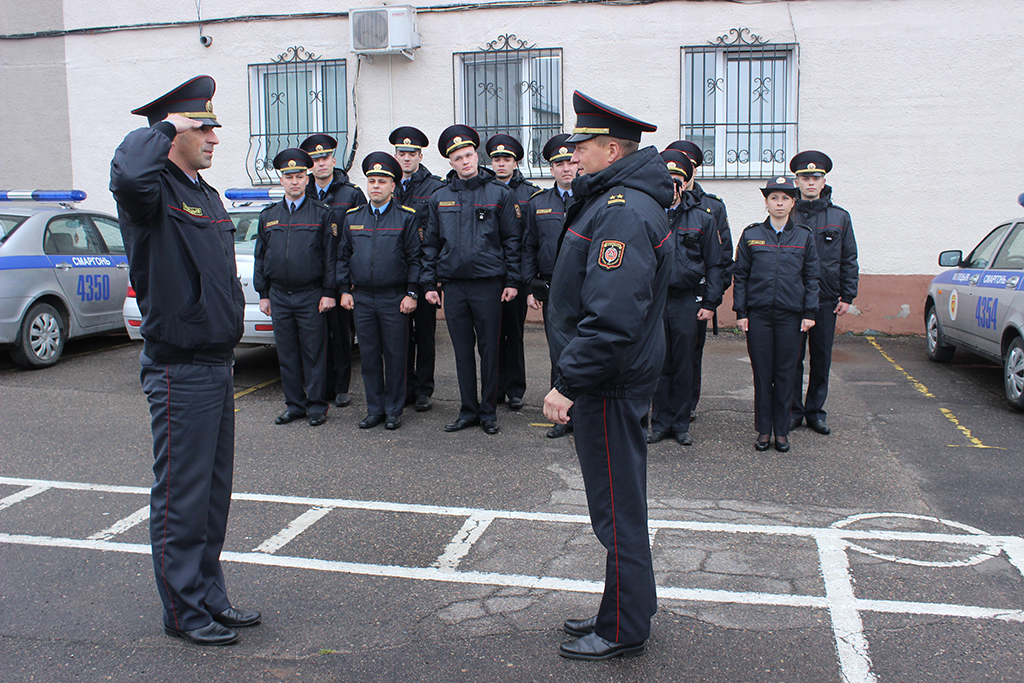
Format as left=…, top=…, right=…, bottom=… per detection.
left=925, top=210, right=1024, bottom=409
left=122, top=189, right=277, bottom=347
left=0, top=191, right=128, bottom=368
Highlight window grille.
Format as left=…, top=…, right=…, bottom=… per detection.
left=681, top=29, right=797, bottom=179
left=453, top=35, right=562, bottom=179
left=246, top=47, right=349, bottom=185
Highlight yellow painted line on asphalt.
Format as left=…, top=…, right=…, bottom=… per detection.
left=233, top=377, right=280, bottom=411
left=866, top=337, right=1003, bottom=450
left=531, top=422, right=555, bottom=428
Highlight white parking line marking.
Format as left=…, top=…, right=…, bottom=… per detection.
left=87, top=505, right=149, bottom=541
left=253, top=506, right=334, bottom=554
left=432, top=514, right=493, bottom=571
left=817, top=535, right=876, bottom=683
left=0, top=484, right=48, bottom=511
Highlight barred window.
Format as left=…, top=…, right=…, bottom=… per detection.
left=454, top=35, right=562, bottom=179
left=681, top=29, right=797, bottom=179
left=246, top=47, right=349, bottom=185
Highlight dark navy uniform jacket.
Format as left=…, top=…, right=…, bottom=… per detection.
left=547, top=146, right=675, bottom=401
left=253, top=197, right=336, bottom=298
left=732, top=219, right=821, bottom=319
left=667, top=190, right=724, bottom=310
left=523, top=186, right=573, bottom=283
left=421, top=166, right=522, bottom=290
left=503, top=170, right=540, bottom=286
left=110, top=122, right=244, bottom=362
left=692, top=181, right=733, bottom=285
left=396, top=165, right=445, bottom=229
left=337, top=202, right=422, bottom=291
left=793, top=186, right=858, bottom=307
left=307, top=167, right=366, bottom=216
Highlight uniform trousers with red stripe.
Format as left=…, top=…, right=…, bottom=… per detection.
left=140, top=353, right=235, bottom=631
left=572, top=394, right=657, bottom=644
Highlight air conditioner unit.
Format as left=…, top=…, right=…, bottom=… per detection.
left=350, top=6, right=420, bottom=56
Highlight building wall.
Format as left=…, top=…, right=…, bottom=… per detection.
left=4, top=0, right=1022, bottom=333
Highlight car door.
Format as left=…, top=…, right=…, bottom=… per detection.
left=950, top=223, right=1013, bottom=351
left=43, top=214, right=122, bottom=331
left=981, top=222, right=1024, bottom=356
left=89, top=214, right=131, bottom=316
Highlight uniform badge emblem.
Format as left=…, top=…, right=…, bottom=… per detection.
left=949, top=288, right=958, bottom=321
left=497, top=144, right=506, bottom=152
left=559, top=146, right=568, bottom=155
left=514, top=203, right=521, bottom=219
left=331, top=222, right=338, bottom=237
left=807, top=162, right=817, bottom=170
left=453, top=136, right=463, bottom=144
left=403, top=138, right=412, bottom=145
left=607, top=193, right=625, bottom=206
left=373, top=163, right=382, bottom=171
left=776, top=177, right=786, bottom=184
left=288, top=160, right=297, bottom=168
left=316, top=144, right=324, bottom=152
left=182, top=202, right=203, bottom=217
left=598, top=240, right=625, bottom=270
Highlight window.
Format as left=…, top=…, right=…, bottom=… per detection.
left=681, top=28, right=797, bottom=179
left=964, top=224, right=1012, bottom=269
left=454, top=35, right=562, bottom=179
left=990, top=224, right=1024, bottom=271
left=247, top=47, right=349, bottom=185
left=91, top=215, right=125, bottom=255
left=44, top=217, right=102, bottom=256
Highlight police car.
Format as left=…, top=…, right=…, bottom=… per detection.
left=0, top=191, right=129, bottom=368
left=122, top=189, right=277, bottom=347
left=925, top=208, right=1024, bottom=409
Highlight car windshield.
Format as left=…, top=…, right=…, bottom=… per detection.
left=0, top=214, right=29, bottom=241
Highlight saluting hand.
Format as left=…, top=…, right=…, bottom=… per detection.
left=164, top=114, right=202, bottom=134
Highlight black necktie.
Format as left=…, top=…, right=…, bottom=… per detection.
left=319, top=190, right=327, bottom=201
left=289, top=202, right=296, bottom=213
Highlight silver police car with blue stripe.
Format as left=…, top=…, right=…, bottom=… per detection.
left=0, top=191, right=128, bottom=368
left=925, top=202, right=1024, bottom=408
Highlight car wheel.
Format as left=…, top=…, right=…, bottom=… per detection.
left=926, top=306, right=955, bottom=362
left=11, top=303, right=66, bottom=369
left=1004, top=337, right=1024, bottom=410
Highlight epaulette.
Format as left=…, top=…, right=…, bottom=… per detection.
left=530, top=188, right=546, bottom=199
left=311, top=197, right=329, bottom=209
left=400, top=205, right=416, bottom=214
left=346, top=206, right=361, bottom=214
left=742, top=222, right=762, bottom=232
left=606, top=192, right=626, bottom=206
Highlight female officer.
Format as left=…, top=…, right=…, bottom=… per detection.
left=733, top=177, right=819, bottom=452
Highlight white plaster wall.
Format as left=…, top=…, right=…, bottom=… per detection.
left=37, top=0, right=1024, bottom=276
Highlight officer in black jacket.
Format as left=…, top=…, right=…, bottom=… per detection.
left=110, top=75, right=259, bottom=646
left=422, top=125, right=521, bottom=435
left=523, top=133, right=577, bottom=438
left=788, top=151, right=859, bottom=435
left=486, top=133, right=540, bottom=411
left=300, top=133, right=367, bottom=409
left=648, top=150, right=723, bottom=446
left=337, top=152, right=422, bottom=430
left=665, top=140, right=733, bottom=421
left=544, top=92, right=674, bottom=660
left=733, top=177, right=820, bottom=453
left=390, top=126, right=446, bottom=413
left=254, top=148, right=337, bottom=426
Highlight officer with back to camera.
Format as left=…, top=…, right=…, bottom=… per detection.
left=110, top=75, right=260, bottom=646
left=543, top=91, right=674, bottom=660
left=390, top=126, right=446, bottom=413
left=522, top=133, right=577, bottom=438
left=300, top=133, right=366, bottom=409
left=486, top=133, right=540, bottom=411
left=422, top=125, right=521, bottom=435
left=254, top=148, right=337, bottom=426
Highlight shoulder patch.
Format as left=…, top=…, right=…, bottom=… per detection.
left=400, top=205, right=416, bottom=214
left=598, top=240, right=626, bottom=270
left=606, top=193, right=625, bottom=206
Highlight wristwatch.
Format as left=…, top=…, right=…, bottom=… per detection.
left=406, top=291, right=418, bottom=300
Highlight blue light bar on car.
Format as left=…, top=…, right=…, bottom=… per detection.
left=224, top=188, right=285, bottom=201
left=1019, top=192, right=1024, bottom=208
left=0, top=190, right=87, bottom=202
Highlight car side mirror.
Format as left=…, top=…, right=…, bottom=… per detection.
left=938, top=250, right=962, bottom=268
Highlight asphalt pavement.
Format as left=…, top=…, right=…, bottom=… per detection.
left=2, top=325, right=1024, bottom=683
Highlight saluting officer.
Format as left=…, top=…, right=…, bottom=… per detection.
left=523, top=133, right=577, bottom=438
left=337, top=152, right=422, bottom=430
left=111, top=75, right=260, bottom=645
left=390, top=126, right=445, bottom=413
left=422, top=125, right=521, bottom=435
left=665, top=140, right=733, bottom=422
left=543, top=92, right=674, bottom=660
left=787, top=151, right=859, bottom=435
left=254, top=149, right=337, bottom=426
left=300, top=133, right=366, bottom=409
left=486, top=133, right=539, bottom=411
left=733, top=177, right=819, bottom=453
left=648, top=150, right=724, bottom=446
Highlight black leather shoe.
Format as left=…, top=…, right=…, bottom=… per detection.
left=385, top=415, right=401, bottom=430
left=755, top=434, right=771, bottom=451
left=807, top=418, right=831, bottom=435
left=789, top=415, right=803, bottom=431
left=558, top=632, right=646, bottom=660
left=274, top=410, right=306, bottom=425
left=508, top=397, right=524, bottom=411
left=414, top=395, right=432, bottom=412
left=212, top=607, right=261, bottom=628
left=359, top=414, right=385, bottom=429
left=690, top=410, right=697, bottom=422
left=563, top=615, right=597, bottom=637
left=676, top=431, right=693, bottom=446
left=309, top=413, right=326, bottom=427
left=164, top=621, right=238, bottom=646
left=482, top=420, right=500, bottom=434
left=334, top=393, right=351, bottom=408
left=775, top=436, right=790, bottom=452
left=444, top=418, right=479, bottom=432
left=646, top=430, right=669, bottom=444
left=547, top=423, right=572, bottom=438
